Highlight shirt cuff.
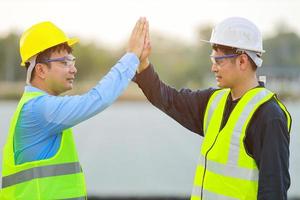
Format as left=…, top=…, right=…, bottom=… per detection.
left=117, top=52, right=140, bottom=73
left=133, top=63, right=153, bottom=83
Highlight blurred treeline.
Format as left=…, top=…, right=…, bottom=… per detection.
left=0, top=23, right=300, bottom=99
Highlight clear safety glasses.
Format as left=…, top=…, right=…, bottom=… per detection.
left=210, top=54, right=239, bottom=66
left=43, top=55, right=76, bottom=68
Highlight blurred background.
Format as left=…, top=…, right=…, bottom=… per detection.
left=0, top=0, right=299, bottom=199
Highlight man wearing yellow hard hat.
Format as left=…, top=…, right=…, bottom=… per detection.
left=1, top=18, right=150, bottom=199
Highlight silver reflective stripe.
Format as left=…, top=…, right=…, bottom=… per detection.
left=2, top=162, right=82, bottom=188
left=197, top=154, right=258, bottom=181
left=204, top=90, right=229, bottom=134
left=228, top=89, right=272, bottom=166
left=192, top=186, right=238, bottom=200
left=63, top=197, right=86, bottom=200
left=203, top=189, right=239, bottom=200
left=191, top=186, right=202, bottom=197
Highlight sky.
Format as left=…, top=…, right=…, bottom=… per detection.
left=0, top=0, right=299, bottom=47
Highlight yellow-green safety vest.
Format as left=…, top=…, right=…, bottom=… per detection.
left=191, top=88, right=291, bottom=200
left=1, top=91, right=87, bottom=199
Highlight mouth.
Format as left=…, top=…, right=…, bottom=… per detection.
left=67, top=78, right=75, bottom=83
left=215, top=75, right=222, bottom=81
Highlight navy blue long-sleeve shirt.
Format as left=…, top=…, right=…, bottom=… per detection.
left=134, top=64, right=291, bottom=200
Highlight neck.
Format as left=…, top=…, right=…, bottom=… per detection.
left=30, top=79, right=58, bottom=96
left=230, top=75, right=259, bottom=100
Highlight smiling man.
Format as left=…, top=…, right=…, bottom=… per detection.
left=135, top=17, right=292, bottom=199
left=1, top=18, right=148, bottom=199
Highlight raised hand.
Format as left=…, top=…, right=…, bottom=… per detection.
left=127, top=17, right=148, bottom=58
left=137, top=21, right=151, bottom=73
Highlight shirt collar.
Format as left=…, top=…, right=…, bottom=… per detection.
left=258, top=81, right=265, bottom=87
left=24, top=85, right=48, bottom=94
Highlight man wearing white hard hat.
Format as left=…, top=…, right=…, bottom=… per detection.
left=1, top=18, right=150, bottom=199
left=135, top=17, right=291, bottom=199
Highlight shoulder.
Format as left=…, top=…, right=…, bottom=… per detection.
left=255, top=97, right=288, bottom=123
left=17, top=95, right=49, bottom=131
left=22, top=95, right=45, bottom=111
left=193, top=87, right=218, bottom=100
left=245, top=96, right=290, bottom=157
left=249, top=96, right=290, bottom=139
left=177, top=87, right=217, bottom=106
left=21, top=94, right=66, bottom=119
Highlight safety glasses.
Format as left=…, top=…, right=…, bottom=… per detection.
left=210, top=54, right=239, bottom=66
left=43, top=55, right=76, bottom=67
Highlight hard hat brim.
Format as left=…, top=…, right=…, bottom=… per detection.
left=67, top=37, right=79, bottom=46
left=199, top=39, right=265, bottom=54
left=20, top=37, right=79, bottom=66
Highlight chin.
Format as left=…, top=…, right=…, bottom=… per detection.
left=216, top=82, right=223, bottom=88
left=217, top=83, right=228, bottom=89
left=66, top=83, right=73, bottom=90
left=60, top=86, right=72, bottom=94
left=216, top=80, right=228, bottom=88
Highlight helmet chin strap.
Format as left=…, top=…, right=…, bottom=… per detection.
left=245, top=50, right=263, bottom=68
left=26, top=55, right=37, bottom=85
left=237, top=49, right=263, bottom=67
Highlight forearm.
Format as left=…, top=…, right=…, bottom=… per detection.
left=135, top=64, right=179, bottom=112
left=134, top=64, right=209, bottom=134
left=93, top=53, right=139, bottom=105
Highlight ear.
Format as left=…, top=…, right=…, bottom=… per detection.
left=34, top=63, right=49, bottom=79
left=238, top=54, right=248, bottom=71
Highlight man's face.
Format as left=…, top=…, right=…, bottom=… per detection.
left=44, top=50, right=77, bottom=95
left=210, top=49, right=240, bottom=89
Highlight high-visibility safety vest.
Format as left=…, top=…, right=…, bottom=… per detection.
left=191, top=88, right=291, bottom=200
left=1, top=91, right=87, bottom=199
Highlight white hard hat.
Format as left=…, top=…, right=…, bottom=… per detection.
left=202, top=17, right=265, bottom=67
left=202, top=17, right=265, bottom=53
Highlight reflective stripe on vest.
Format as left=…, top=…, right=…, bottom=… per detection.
left=203, top=89, right=229, bottom=134
left=192, top=186, right=238, bottom=200
left=197, top=154, right=258, bottom=181
left=191, top=88, right=287, bottom=200
left=227, top=89, right=272, bottom=166
left=2, top=162, right=81, bottom=188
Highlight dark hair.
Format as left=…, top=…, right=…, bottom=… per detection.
left=25, top=42, right=73, bottom=80
left=212, top=44, right=257, bottom=71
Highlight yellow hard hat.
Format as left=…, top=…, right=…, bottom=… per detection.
left=19, top=21, right=79, bottom=66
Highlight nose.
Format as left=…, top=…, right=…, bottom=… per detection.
left=211, top=63, right=218, bottom=73
left=70, top=64, right=77, bottom=74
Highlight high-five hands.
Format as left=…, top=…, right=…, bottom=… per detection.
left=127, top=17, right=148, bottom=59
left=138, top=21, right=151, bottom=73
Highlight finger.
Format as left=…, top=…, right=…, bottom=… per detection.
left=142, top=23, right=149, bottom=49
left=145, top=21, right=150, bottom=43
left=139, top=19, right=148, bottom=40
left=145, top=41, right=151, bottom=51
left=144, top=33, right=149, bottom=47
left=131, top=17, right=142, bottom=38
left=136, top=17, right=146, bottom=37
